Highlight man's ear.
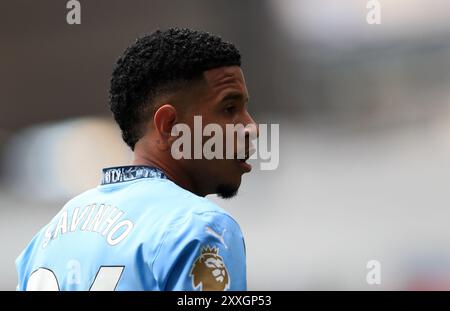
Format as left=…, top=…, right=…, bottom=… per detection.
left=153, top=104, right=177, bottom=151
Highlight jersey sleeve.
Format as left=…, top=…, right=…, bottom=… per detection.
left=151, top=210, right=246, bottom=291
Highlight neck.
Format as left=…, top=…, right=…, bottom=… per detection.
left=132, top=152, right=202, bottom=197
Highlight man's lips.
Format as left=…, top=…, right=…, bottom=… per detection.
left=236, top=158, right=252, bottom=172
left=235, top=148, right=255, bottom=173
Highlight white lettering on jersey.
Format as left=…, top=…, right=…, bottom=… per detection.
left=53, top=210, right=68, bottom=239
left=106, top=220, right=134, bottom=246
left=42, top=204, right=134, bottom=248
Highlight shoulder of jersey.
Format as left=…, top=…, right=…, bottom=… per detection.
left=61, top=187, right=101, bottom=208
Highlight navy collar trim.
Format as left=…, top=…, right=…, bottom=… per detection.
left=101, top=165, right=168, bottom=185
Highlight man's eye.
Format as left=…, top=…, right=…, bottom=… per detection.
left=225, top=106, right=236, bottom=114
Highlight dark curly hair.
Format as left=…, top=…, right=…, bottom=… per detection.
left=109, top=28, right=241, bottom=150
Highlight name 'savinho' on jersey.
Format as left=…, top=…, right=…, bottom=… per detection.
left=42, top=204, right=134, bottom=248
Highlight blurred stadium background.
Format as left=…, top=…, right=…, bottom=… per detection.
left=2, top=0, right=450, bottom=290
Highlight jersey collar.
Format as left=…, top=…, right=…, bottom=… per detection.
left=101, top=165, right=168, bottom=185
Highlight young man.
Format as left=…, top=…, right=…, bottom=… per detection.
left=16, top=28, right=257, bottom=291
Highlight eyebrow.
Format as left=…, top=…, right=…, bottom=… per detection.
left=221, top=93, right=249, bottom=104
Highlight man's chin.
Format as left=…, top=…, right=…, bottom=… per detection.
left=216, top=184, right=239, bottom=199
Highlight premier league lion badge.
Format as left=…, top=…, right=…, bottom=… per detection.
left=190, top=246, right=230, bottom=291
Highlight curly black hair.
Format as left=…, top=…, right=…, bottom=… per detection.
left=109, top=28, right=241, bottom=150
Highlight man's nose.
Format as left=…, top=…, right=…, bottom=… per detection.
left=244, top=112, right=259, bottom=139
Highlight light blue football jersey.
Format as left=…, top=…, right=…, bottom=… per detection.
left=16, top=166, right=246, bottom=291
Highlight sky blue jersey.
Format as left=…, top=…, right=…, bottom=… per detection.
left=16, top=166, right=246, bottom=291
